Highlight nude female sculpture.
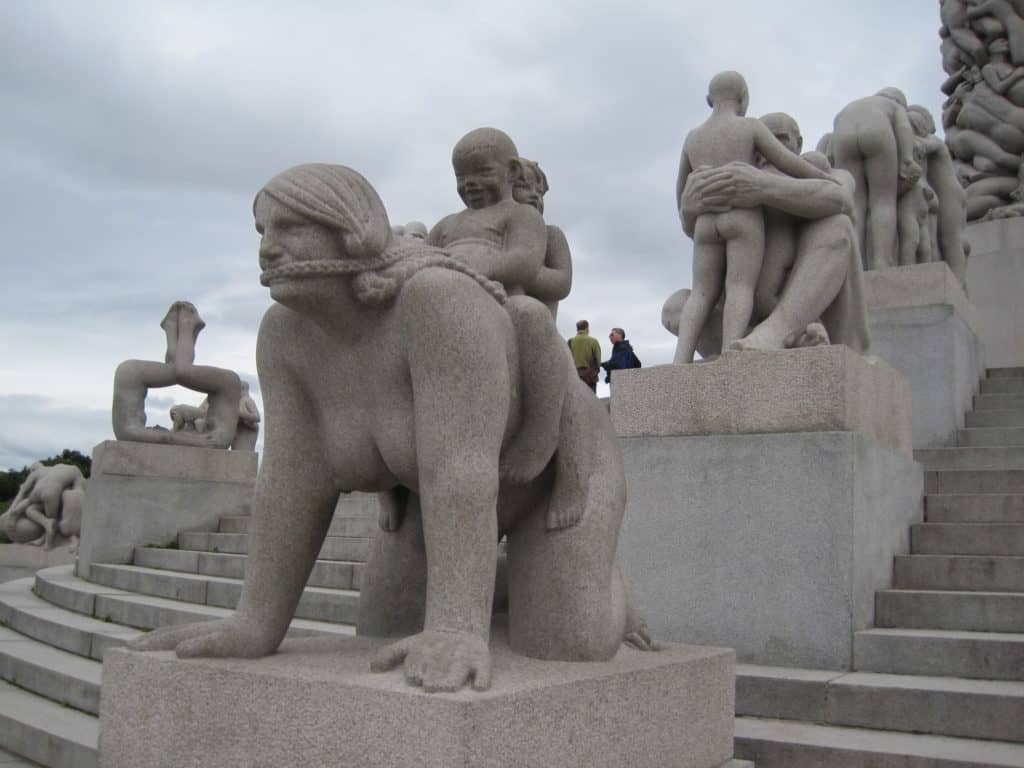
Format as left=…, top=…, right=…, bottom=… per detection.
left=132, top=163, right=650, bottom=693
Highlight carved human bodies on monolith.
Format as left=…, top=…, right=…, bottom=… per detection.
left=169, top=380, right=260, bottom=451
left=132, top=162, right=651, bottom=693
left=940, top=0, right=1024, bottom=220
left=673, top=71, right=836, bottom=363
left=666, top=112, right=870, bottom=358
left=112, top=301, right=241, bottom=449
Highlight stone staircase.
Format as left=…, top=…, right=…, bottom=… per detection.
left=733, top=366, right=1024, bottom=766
left=0, top=493, right=378, bottom=768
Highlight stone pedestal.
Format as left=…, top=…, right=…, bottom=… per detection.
left=99, top=633, right=736, bottom=768
left=862, top=262, right=985, bottom=447
left=77, top=441, right=256, bottom=580
left=611, top=346, right=912, bottom=456
left=964, top=216, right=1024, bottom=368
left=612, top=348, right=923, bottom=670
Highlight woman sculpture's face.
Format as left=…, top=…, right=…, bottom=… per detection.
left=254, top=193, right=344, bottom=304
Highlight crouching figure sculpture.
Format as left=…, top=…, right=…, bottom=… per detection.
left=132, top=163, right=651, bottom=692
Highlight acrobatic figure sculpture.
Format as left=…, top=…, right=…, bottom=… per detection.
left=133, top=163, right=651, bottom=693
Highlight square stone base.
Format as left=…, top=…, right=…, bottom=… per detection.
left=618, top=431, right=923, bottom=670
left=78, top=441, right=256, bottom=579
left=863, top=262, right=985, bottom=447
left=99, top=632, right=736, bottom=768
left=964, top=216, right=1024, bottom=367
left=611, top=346, right=912, bottom=457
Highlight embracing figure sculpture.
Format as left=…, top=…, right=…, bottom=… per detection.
left=133, top=161, right=650, bottom=693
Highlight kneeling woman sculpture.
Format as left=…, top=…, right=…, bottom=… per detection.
left=133, top=163, right=650, bottom=692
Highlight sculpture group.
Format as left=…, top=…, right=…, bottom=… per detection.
left=133, top=132, right=651, bottom=693
left=1, top=462, right=85, bottom=550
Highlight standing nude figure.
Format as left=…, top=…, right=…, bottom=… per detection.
left=832, top=88, right=922, bottom=270
left=674, top=71, right=836, bottom=362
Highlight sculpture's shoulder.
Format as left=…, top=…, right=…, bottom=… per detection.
left=257, top=304, right=315, bottom=367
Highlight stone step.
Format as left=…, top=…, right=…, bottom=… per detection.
left=894, top=554, right=1024, bottom=591
left=973, top=393, right=1024, bottom=411
left=915, top=446, right=1024, bottom=471
left=736, top=664, right=1024, bottom=743
left=966, top=408, right=1024, bottom=426
left=217, top=514, right=377, bottom=539
left=30, top=566, right=354, bottom=642
left=88, top=563, right=360, bottom=625
left=854, top=627, right=1024, bottom=681
left=911, top=522, right=1024, bottom=555
left=924, top=469, right=1024, bottom=493
left=177, top=531, right=371, bottom=562
left=0, top=680, right=97, bottom=768
left=133, top=547, right=365, bottom=591
left=0, top=747, right=43, bottom=766
left=875, top=589, right=1024, bottom=633
left=987, top=367, right=1024, bottom=378
left=0, top=626, right=100, bottom=716
left=0, top=577, right=139, bottom=661
left=734, top=716, right=1024, bottom=767
left=958, top=427, right=1024, bottom=446
left=980, top=378, right=1024, bottom=395
left=926, top=493, right=1024, bottom=523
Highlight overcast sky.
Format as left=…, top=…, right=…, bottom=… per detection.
left=0, top=1, right=946, bottom=470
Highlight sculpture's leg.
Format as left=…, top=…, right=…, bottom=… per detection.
left=898, top=195, right=923, bottom=266
left=832, top=140, right=868, bottom=268
left=111, top=360, right=177, bottom=443
left=720, top=210, right=765, bottom=349
left=865, top=135, right=900, bottom=270
left=358, top=492, right=427, bottom=638
left=736, top=214, right=851, bottom=351
left=674, top=222, right=725, bottom=363
left=506, top=387, right=627, bottom=661
left=499, top=296, right=568, bottom=484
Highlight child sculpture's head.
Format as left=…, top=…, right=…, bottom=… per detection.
left=451, top=128, right=522, bottom=210
left=513, top=158, right=549, bottom=215
left=706, top=71, right=749, bottom=115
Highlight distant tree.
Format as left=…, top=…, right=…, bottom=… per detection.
left=0, top=449, right=91, bottom=501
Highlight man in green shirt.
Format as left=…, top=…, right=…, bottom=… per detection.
left=568, top=319, right=602, bottom=392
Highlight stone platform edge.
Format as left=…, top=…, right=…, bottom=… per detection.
left=99, top=633, right=736, bottom=768
left=610, top=345, right=912, bottom=457
left=861, top=261, right=978, bottom=335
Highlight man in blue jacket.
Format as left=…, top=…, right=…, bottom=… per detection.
left=602, top=328, right=641, bottom=384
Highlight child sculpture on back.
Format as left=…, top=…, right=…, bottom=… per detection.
left=673, top=70, right=837, bottom=363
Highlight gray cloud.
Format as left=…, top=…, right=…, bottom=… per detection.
left=0, top=0, right=948, bottom=466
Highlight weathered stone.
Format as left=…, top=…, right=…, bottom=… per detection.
left=101, top=633, right=735, bottom=768
left=964, top=216, right=1024, bottom=367
left=611, top=345, right=912, bottom=457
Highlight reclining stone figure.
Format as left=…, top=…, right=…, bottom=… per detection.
left=132, top=162, right=651, bottom=693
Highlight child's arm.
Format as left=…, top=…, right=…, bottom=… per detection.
left=676, top=143, right=695, bottom=235
left=753, top=120, right=837, bottom=183
left=480, top=204, right=547, bottom=289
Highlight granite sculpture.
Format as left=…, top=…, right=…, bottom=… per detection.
left=0, top=462, right=86, bottom=549
left=667, top=112, right=870, bottom=357
left=831, top=88, right=922, bottom=271
left=112, top=301, right=241, bottom=449
left=168, top=380, right=260, bottom=451
left=132, top=162, right=652, bottom=693
left=940, top=0, right=1024, bottom=220
left=673, top=71, right=837, bottom=363
left=513, top=157, right=572, bottom=319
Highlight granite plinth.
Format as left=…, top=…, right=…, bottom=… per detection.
left=611, top=346, right=912, bottom=457
left=99, top=631, right=735, bottom=768
left=863, top=262, right=985, bottom=447
left=618, top=431, right=923, bottom=670
left=964, top=216, right=1024, bottom=367
left=77, top=441, right=256, bottom=580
